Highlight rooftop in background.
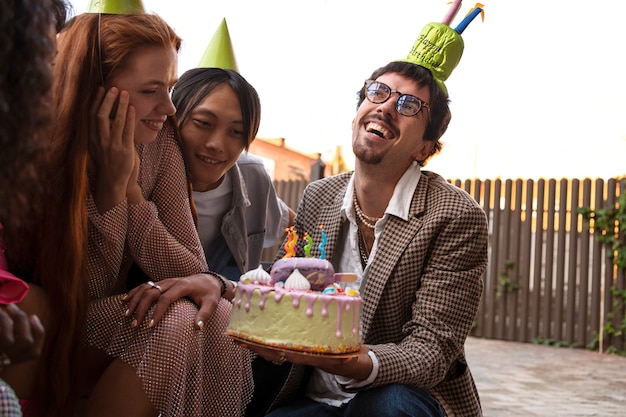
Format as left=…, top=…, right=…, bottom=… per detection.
left=249, top=137, right=328, bottom=182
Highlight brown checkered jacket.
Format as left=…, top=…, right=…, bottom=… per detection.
left=272, top=170, right=488, bottom=417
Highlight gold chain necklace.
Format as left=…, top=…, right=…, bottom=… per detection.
left=357, top=226, right=370, bottom=268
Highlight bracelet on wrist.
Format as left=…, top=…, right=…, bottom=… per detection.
left=204, top=271, right=227, bottom=298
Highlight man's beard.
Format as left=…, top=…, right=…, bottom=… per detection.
left=353, top=139, right=384, bottom=165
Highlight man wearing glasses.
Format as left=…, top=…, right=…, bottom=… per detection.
left=246, top=7, right=488, bottom=415
left=248, top=57, right=488, bottom=417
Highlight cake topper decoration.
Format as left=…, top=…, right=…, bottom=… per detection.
left=86, top=0, right=145, bottom=14
left=403, top=1, right=485, bottom=96
left=283, top=269, right=311, bottom=291
left=198, top=18, right=239, bottom=71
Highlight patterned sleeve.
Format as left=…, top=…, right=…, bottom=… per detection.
left=370, top=198, right=488, bottom=389
left=126, top=126, right=208, bottom=280
left=87, top=193, right=129, bottom=287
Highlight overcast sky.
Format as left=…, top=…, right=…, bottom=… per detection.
left=69, top=0, right=626, bottom=180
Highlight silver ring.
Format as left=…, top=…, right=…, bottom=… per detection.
left=271, top=352, right=286, bottom=366
left=146, top=280, right=163, bottom=294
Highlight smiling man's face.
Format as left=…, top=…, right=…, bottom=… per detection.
left=351, top=72, right=433, bottom=169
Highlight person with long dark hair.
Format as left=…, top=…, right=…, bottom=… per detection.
left=0, top=0, right=73, bottom=415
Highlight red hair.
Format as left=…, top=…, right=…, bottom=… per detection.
left=32, top=13, right=181, bottom=416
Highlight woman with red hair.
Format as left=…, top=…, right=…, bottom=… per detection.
left=46, top=11, right=253, bottom=417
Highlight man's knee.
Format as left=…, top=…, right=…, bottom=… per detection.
left=347, top=384, right=444, bottom=417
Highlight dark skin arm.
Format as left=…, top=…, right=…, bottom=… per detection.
left=0, top=303, right=45, bottom=366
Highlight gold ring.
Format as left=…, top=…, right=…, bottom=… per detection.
left=271, top=352, right=286, bottom=366
left=146, top=280, right=163, bottom=294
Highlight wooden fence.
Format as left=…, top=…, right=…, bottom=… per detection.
left=265, top=177, right=626, bottom=352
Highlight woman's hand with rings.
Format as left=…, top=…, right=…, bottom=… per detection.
left=146, top=280, right=163, bottom=294
left=123, top=273, right=222, bottom=331
left=122, top=279, right=168, bottom=329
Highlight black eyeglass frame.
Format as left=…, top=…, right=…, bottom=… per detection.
left=364, top=79, right=430, bottom=117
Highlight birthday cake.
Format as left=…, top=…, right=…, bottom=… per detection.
left=226, top=230, right=362, bottom=354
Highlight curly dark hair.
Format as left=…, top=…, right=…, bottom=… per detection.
left=0, top=2, right=71, bottom=414
left=0, top=0, right=68, bottom=229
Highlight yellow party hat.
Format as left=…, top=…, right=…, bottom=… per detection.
left=87, top=0, right=145, bottom=14
left=198, top=18, right=238, bottom=71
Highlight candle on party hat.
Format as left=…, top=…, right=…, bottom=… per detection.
left=455, top=3, right=485, bottom=34
left=402, top=1, right=485, bottom=97
left=441, top=0, right=463, bottom=25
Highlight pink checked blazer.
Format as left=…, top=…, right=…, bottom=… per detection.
left=272, top=170, right=488, bottom=417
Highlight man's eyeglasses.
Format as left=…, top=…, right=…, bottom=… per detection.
left=364, top=80, right=430, bottom=117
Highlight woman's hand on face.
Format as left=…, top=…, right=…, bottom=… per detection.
left=123, top=274, right=223, bottom=331
left=0, top=304, right=45, bottom=366
left=89, top=86, right=137, bottom=213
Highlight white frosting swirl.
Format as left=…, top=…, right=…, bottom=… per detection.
left=283, top=268, right=311, bottom=291
left=241, top=265, right=271, bottom=284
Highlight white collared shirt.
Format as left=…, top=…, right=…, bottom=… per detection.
left=306, top=161, right=421, bottom=406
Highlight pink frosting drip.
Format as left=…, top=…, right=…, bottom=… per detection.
left=235, top=283, right=361, bottom=339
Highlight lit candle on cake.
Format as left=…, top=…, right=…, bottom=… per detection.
left=318, top=224, right=327, bottom=260
left=283, top=226, right=298, bottom=258
left=303, top=232, right=313, bottom=258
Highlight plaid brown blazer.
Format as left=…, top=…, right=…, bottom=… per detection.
left=272, top=170, right=488, bottom=417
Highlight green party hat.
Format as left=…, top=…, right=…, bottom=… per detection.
left=402, top=1, right=484, bottom=96
left=198, top=18, right=238, bottom=71
left=87, top=0, right=145, bottom=14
